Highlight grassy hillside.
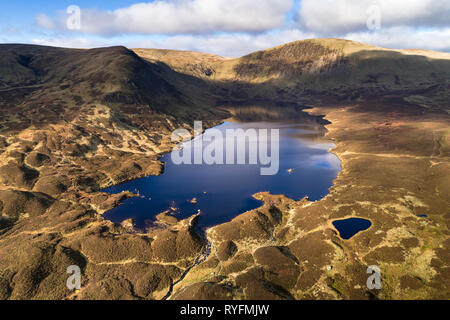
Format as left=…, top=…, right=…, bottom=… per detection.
left=0, top=44, right=225, bottom=133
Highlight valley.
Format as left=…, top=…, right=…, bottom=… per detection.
left=0, top=39, right=449, bottom=300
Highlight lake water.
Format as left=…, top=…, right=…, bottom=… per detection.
left=103, top=111, right=341, bottom=230
left=332, top=218, right=372, bottom=240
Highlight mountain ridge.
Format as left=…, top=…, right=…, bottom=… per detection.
left=133, top=38, right=450, bottom=113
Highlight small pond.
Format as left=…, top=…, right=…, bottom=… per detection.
left=332, top=218, right=372, bottom=240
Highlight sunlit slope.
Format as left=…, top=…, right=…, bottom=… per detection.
left=135, top=38, right=450, bottom=84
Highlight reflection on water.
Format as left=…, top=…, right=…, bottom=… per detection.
left=103, top=106, right=341, bottom=231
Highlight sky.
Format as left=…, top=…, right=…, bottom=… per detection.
left=0, top=0, right=449, bottom=57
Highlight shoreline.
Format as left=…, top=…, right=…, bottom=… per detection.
left=100, top=107, right=339, bottom=233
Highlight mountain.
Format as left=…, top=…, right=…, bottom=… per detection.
left=0, top=44, right=227, bottom=132
left=134, top=38, right=450, bottom=111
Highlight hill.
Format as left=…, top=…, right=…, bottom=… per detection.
left=0, top=44, right=226, bottom=131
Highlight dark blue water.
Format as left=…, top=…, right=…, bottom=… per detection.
left=332, top=218, right=372, bottom=240
left=103, top=120, right=341, bottom=230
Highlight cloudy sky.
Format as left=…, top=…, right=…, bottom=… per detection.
left=1, top=0, right=449, bottom=57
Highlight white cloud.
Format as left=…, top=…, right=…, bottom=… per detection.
left=28, top=26, right=450, bottom=57
left=25, top=29, right=315, bottom=57
left=35, top=14, right=55, bottom=30
left=346, top=27, right=450, bottom=52
left=37, top=0, right=293, bottom=35
left=29, top=1, right=450, bottom=56
left=299, top=0, right=450, bottom=34
left=129, top=29, right=315, bottom=57
left=129, top=27, right=450, bottom=56
left=31, top=37, right=105, bottom=49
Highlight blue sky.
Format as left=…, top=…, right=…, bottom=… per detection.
left=1, top=0, right=449, bottom=57
left=0, top=1, right=138, bottom=35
